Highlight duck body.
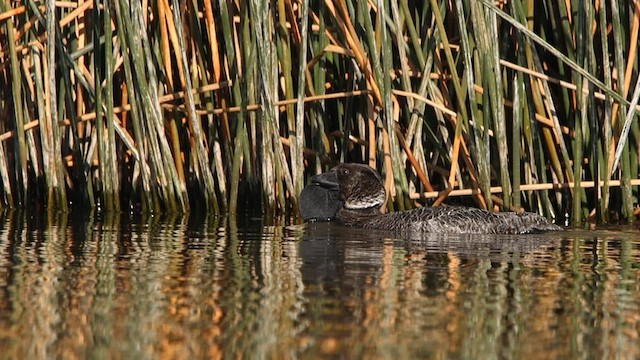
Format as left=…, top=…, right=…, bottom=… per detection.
left=338, top=205, right=562, bottom=235
left=301, top=163, right=563, bottom=235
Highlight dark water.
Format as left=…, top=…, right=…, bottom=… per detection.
left=0, top=212, right=638, bottom=359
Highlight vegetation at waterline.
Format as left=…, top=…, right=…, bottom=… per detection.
left=0, top=0, right=638, bottom=224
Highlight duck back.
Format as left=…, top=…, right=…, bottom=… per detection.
left=339, top=205, right=563, bottom=235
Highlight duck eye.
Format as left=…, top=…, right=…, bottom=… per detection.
left=340, top=168, right=349, bottom=176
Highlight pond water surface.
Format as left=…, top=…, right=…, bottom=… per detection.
left=0, top=212, right=638, bottom=359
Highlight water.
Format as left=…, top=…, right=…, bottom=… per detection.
left=0, top=212, right=638, bottom=359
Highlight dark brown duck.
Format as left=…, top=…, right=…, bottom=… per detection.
left=300, top=163, right=563, bottom=235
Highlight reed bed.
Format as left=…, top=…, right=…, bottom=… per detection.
left=0, top=0, right=639, bottom=224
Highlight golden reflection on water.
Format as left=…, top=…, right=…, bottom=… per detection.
left=0, top=212, right=638, bottom=359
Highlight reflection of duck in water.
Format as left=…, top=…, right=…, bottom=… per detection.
left=300, top=163, right=563, bottom=235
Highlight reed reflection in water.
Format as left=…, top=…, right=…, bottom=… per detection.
left=0, top=212, right=638, bottom=359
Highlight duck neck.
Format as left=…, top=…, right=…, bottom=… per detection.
left=337, top=207, right=381, bottom=226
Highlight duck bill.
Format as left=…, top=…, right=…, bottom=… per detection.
left=311, top=170, right=339, bottom=190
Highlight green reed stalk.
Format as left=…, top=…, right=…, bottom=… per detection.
left=454, top=0, right=490, bottom=208
left=68, top=3, right=93, bottom=207
left=310, top=3, right=329, bottom=172
left=31, top=44, right=50, bottom=206
left=272, top=0, right=295, bottom=210
left=200, top=0, right=226, bottom=211
left=488, top=11, right=511, bottom=210
left=0, top=137, right=10, bottom=209
left=2, top=0, right=28, bottom=203
left=219, top=0, right=247, bottom=214
left=113, top=0, right=155, bottom=212
left=293, top=0, right=310, bottom=199
left=171, top=0, right=214, bottom=212
left=472, top=1, right=509, bottom=209
left=595, top=0, right=611, bottom=222
left=570, top=0, right=586, bottom=225
left=185, top=0, right=220, bottom=213
left=359, top=0, right=383, bottom=100
left=26, top=0, right=74, bottom=209
left=509, top=0, right=525, bottom=210
left=103, top=0, right=120, bottom=211
left=239, top=1, right=256, bottom=191
left=572, top=85, right=585, bottom=225
left=619, top=77, right=640, bottom=220
left=379, top=0, right=409, bottom=210
left=389, top=0, right=417, bottom=185
left=480, top=0, right=631, bottom=109
left=512, top=0, right=570, bottom=195
left=400, top=0, right=431, bottom=150
left=359, top=0, right=392, bottom=202
left=239, top=1, right=257, bottom=202
left=512, top=74, right=523, bottom=210
left=93, top=2, right=107, bottom=210
left=390, top=0, right=413, bottom=113
left=21, top=75, right=40, bottom=196
left=610, top=0, right=634, bottom=221
left=169, top=0, right=209, bottom=210
left=131, top=1, right=176, bottom=211
left=46, top=0, right=67, bottom=210
left=400, top=0, right=426, bottom=71
left=249, top=0, right=273, bottom=212
left=621, top=140, right=634, bottom=221
left=428, top=0, right=469, bottom=125
left=275, top=0, right=297, bottom=202
left=49, top=4, right=92, bottom=208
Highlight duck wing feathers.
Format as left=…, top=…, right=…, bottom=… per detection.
left=343, top=206, right=562, bottom=235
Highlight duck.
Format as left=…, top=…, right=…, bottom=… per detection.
left=300, top=163, right=563, bottom=235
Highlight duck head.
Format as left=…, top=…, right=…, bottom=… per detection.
left=300, top=164, right=386, bottom=221
left=330, top=163, right=386, bottom=210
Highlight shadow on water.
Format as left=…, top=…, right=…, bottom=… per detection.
left=0, top=211, right=638, bottom=359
